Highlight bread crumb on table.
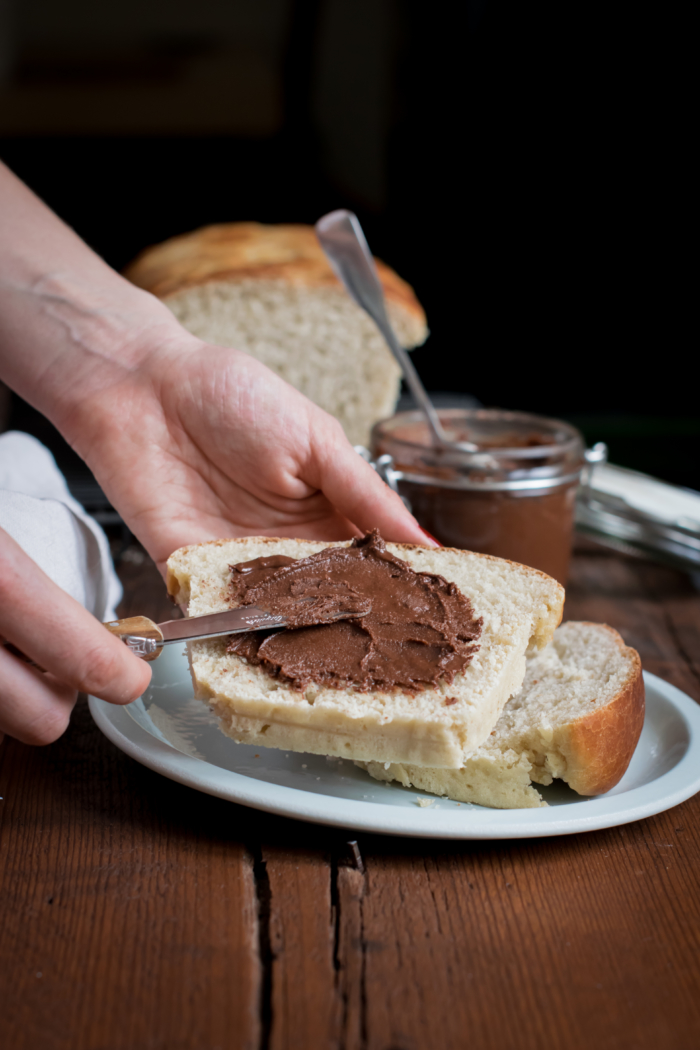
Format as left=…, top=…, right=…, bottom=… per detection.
left=415, top=797, right=436, bottom=807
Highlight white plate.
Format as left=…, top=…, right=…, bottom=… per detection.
left=89, top=645, right=700, bottom=839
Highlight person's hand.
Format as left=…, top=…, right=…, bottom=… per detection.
left=57, top=333, right=433, bottom=573
left=0, top=528, right=151, bottom=746
left=0, top=160, right=433, bottom=575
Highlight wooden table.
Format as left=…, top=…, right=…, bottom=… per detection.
left=1, top=542, right=699, bottom=1050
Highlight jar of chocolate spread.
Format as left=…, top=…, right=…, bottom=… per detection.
left=370, top=408, right=587, bottom=584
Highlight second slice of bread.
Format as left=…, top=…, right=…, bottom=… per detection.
left=359, top=621, right=644, bottom=807
left=167, top=537, right=564, bottom=769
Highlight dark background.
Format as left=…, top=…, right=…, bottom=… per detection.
left=1, top=0, right=695, bottom=491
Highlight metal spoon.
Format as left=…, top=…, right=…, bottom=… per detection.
left=316, top=209, right=477, bottom=451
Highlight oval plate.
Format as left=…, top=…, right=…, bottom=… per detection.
left=89, top=645, right=700, bottom=839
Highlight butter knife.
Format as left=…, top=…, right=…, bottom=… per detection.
left=104, top=598, right=370, bottom=662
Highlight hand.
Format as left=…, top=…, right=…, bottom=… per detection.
left=0, top=161, right=432, bottom=576
left=0, top=528, right=152, bottom=746
left=58, top=334, right=432, bottom=573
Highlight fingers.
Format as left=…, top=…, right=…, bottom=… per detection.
left=311, top=422, right=439, bottom=546
left=0, top=529, right=152, bottom=717
left=0, top=645, right=78, bottom=745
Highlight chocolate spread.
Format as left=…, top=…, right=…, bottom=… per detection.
left=402, top=483, right=577, bottom=585
left=226, top=530, right=482, bottom=692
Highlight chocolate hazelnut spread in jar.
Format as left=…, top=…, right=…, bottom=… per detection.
left=371, top=409, right=586, bottom=584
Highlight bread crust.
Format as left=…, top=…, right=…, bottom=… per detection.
left=124, top=222, right=427, bottom=332
left=559, top=623, right=645, bottom=795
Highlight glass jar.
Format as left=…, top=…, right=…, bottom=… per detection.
left=371, top=408, right=587, bottom=584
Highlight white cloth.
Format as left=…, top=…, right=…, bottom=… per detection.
left=0, top=431, right=122, bottom=620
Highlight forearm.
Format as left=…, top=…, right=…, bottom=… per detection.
left=0, top=162, right=183, bottom=434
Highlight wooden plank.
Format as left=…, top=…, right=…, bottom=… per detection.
left=0, top=699, right=261, bottom=1050
left=262, top=844, right=341, bottom=1050
left=636, top=562, right=700, bottom=691
left=565, top=550, right=700, bottom=701
left=352, top=807, right=700, bottom=1050
left=334, top=862, right=365, bottom=1050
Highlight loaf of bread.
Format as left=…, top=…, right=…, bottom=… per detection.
left=358, top=621, right=645, bottom=807
left=124, top=222, right=428, bottom=447
left=166, top=537, right=564, bottom=769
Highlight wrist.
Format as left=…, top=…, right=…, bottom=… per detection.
left=0, top=160, right=198, bottom=448
left=1, top=266, right=188, bottom=430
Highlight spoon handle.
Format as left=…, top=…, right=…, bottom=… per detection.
left=315, top=209, right=447, bottom=447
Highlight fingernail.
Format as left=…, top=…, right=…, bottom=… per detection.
left=418, top=527, right=442, bottom=547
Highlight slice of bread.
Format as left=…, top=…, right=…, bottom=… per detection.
left=166, top=537, right=564, bottom=768
left=124, top=222, right=428, bottom=447
left=358, top=621, right=644, bottom=807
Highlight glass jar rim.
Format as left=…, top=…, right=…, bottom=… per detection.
left=372, top=407, right=584, bottom=461
left=370, top=408, right=586, bottom=492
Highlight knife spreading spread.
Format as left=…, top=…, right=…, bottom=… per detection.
left=2, top=598, right=372, bottom=670
left=103, top=596, right=373, bottom=661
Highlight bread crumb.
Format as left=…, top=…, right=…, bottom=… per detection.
left=301, top=764, right=307, bottom=769
left=415, top=797, right=435, bottom=807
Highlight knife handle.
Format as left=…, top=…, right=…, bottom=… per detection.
left=2, top=616, right=165, bottom=671
left=103, top=616, right=164, bottom=661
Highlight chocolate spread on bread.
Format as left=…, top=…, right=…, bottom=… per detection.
left=226, top=530, right=482, bottom=692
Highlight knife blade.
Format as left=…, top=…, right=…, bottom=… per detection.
left=103, top=596, right=371, bottom=661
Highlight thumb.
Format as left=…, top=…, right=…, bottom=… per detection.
left=314, top=440, right=438, bottom=546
